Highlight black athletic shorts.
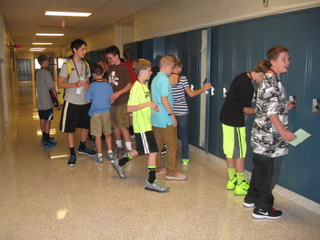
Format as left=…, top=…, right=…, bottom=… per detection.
left=38, top=108, right=54, bottom=121
left=60, top=102, right=91, bottom=133
left=135, top=131, right=159, bottom=155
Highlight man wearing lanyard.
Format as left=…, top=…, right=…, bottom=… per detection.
left=58, top=39, right=97, bottom=167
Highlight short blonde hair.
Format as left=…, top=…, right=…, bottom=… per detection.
left=159, top=56, right=174, bottom=69
left=132, top=59, right=151, bottom=76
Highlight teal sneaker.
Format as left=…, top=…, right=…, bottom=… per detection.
left=234, top=180, right=249, bottom=195
left=226, top=176, right=237, bottom=190
left=182, top=159, right=189, bottom=165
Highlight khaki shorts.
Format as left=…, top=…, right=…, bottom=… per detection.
left=90, top=112, right=112, bottom=137
left=111, top=104, right=129, bottom=128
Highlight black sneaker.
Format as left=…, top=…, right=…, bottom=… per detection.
left=252, top=207, right=283, bottom=220
left=42, top=136, right=54, bottom=143
left=68, top=155, right=77, bottom=167
left=43, top=139, right=57, bottom=148
left=77, top=147, right=97, bottom=156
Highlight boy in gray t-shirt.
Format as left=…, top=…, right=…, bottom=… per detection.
left=36, top=54, right=59, bottom=148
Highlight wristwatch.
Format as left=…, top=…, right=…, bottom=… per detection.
left=168, top=113, right=174, bottom=116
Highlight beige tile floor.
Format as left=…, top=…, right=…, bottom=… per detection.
left=0, top=82, right=320, bottom=240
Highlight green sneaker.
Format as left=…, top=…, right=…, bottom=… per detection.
left=226, top=176, right=237, bottom=190
left=234, top=181, right=249, bottom=195
left=182, top=159, right=189, bottom=165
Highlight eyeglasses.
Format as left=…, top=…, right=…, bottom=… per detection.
left=107, top=56, right=115, bottom=61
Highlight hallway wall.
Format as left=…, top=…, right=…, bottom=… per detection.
left=133, top=0, right=320, bottom=41
left=0, top=12, right=18, bottom=157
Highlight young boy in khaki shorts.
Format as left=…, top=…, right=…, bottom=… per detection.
left=86, top=64, right=114, bottom=163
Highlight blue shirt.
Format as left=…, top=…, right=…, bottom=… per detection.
left=85, top=81, right=113, bottom=117
left=151, top=72, right=174, bottom=128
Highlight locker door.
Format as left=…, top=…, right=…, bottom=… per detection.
left=186, top=31, right=202, bottom=148
left=153, top=37, right=165, bottom=67
left=277, top=11, right=310, bottom=191
left=234, top=22, right=250, bottom=74
left=249, top=19, right=267, bottom=65
left=245, top=19, right=268, bottom=171
left=208, top=25, right=234, bottom=158
left=267, top=15, right=287, bottom=48
left=142, top=39, right=153, bottom=62
left=300, top=9, right=320, bottom=203
left=165, top=34, right=179, bottom=56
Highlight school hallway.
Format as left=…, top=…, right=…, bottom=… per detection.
left=0, top=82, right=319, bottom=240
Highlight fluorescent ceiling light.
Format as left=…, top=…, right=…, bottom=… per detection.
left=33, top=43, right=52, bottom=45
left=45, top=11, right=92, bottom=17
left=30, top=50, right=44, bottom=52
left=36, top=33, right=64, bottom=36
left=30, top=48, right=46, bottom=50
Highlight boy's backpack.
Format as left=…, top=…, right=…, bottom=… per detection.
left=57, top=60, right=90, bottom=105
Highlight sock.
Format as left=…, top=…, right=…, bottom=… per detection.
left=44, top=133, right=50, bottom=141
left=118, top=153, right=132, bottom=166
left=108, top=150, right=113, bottom=154
left=236, top=172, right=245, bottom=185
left=79, top=141, right=86, bottom=150
left=70, top=147, right=76, bottom=156
left=42, top=132, right=45, bottom=138
left=125, top=153, right=133, bottom=160
left=148, top=166, right=156, bottom=183
left=116, top=140, right=122, bottom=148
left=125, top=141, right=132, bottom=151
left=228, top=168, right=236, bottom=180
left=98, top=153, right=102, bottom=157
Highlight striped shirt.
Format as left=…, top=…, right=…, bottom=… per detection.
left=172, top=75, right=189, bottom=116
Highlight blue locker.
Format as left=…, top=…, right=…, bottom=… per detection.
left=300, top=9, right=320, bottom=203
left=153, top=37, right=165, bottom=66
left=249, top=19, right=268, bottom=65
left=185, top=30, right=202, bottom=147
left=142, top=39, right=153, bottom=62
left=234, top=22, right=250, bottom=74
left=266, top=15, right=287, bottom=48
left=245, top=20, right=268, bottom=171
left=136, top=41, right=143, bottom=59
left=208, top=26, right=230, bottom=158
left=278, top=11, right=310, bottom=192
left=165, top=34, right=179, bottom=56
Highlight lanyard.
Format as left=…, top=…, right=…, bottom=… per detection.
left=269, top=69, right=278, bottom=76
left=72, top=58, right=84, bottom=79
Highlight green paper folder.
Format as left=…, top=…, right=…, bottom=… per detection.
left=288, top=128, right=311, bottom=147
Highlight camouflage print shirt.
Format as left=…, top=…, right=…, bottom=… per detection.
left=251, top=73, right=289, bottom=158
